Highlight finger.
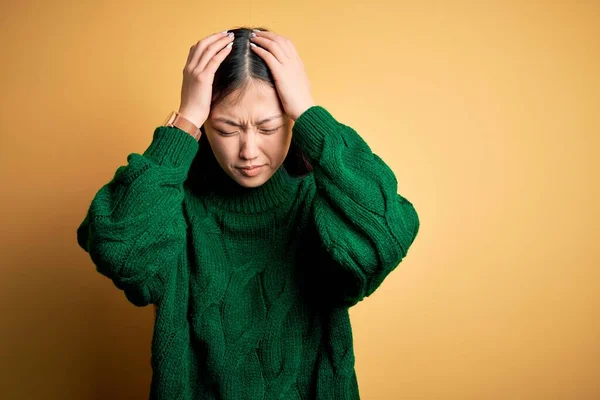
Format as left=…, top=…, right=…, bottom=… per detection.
left=186, top=44, right=196, bottom=66
left=250, top=36, right=288, bottom=64
left=185, top=33, right=225, bottom=65
left=250, top=42, right=281, bottom=71
left=204, top=41, right=234, bottom=76
left=187, top=31, right=230, bottom=71
left=196, top=34, right=234, bottom=72
left=252, top=30, right=294, bottom=59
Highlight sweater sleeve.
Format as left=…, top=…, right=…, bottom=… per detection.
left=292, top=105, right=420, bottom=308
left=76, top=126, right=199, bottom=307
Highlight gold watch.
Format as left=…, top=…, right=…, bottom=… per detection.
left=163, top=111, right=202, bottom=140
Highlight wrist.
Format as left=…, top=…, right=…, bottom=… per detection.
left=177, top=109, right=204, bottom=128
left=163, top=110, right=202, bottom=141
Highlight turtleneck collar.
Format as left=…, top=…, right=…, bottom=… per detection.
left=206, top=163, right=300, bottom=214
left=187, top=141, right=302, bottom=215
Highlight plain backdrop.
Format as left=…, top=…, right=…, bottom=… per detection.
left=0, top=0, right=598, bottom=398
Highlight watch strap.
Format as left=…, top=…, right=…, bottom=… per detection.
left=163, top=111, right=202, bottom=140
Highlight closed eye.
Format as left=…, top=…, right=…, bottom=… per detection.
left=216, top=130, right=236, bottom=137
left=216, top=127, right=280, bottom=136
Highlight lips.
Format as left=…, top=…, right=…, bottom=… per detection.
left=238, top=165, right=264, bottom=177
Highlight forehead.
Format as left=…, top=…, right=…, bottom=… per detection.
left=209, top=83, right=283, bottom=122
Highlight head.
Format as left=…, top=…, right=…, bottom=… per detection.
left=197, top=26, right=312, bottom=189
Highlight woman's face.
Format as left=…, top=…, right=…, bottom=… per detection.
left=203, top=81, right=293, bottom=188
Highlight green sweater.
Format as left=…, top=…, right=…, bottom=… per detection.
left=77, top=105, right=419, bottom=399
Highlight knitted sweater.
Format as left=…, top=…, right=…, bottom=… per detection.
left=76, top=105, right=419, bottom=399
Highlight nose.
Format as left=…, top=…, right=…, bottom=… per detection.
left=239, top=131, right=260, bottom=161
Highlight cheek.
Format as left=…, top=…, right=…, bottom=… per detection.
left=267, top=131, right=291, bottom=154
left=277, top=126, right=292, bottom=144
left=272, top=130, right=293, bottom=161
left=207, top=135, right=235, bottom=163
left=282, top=129, right=293, bottom=150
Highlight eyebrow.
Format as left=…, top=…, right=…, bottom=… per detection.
left=212, top=114, right=283, bottom=128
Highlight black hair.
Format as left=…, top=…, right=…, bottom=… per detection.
left=192, top=26, right=313, bottom=189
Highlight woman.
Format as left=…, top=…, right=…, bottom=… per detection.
left=77, top=27, right=420, bottom=400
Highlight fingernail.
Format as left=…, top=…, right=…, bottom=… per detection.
left=227, top=32, right=234, bottom=38
left=221, top=30, right=228, bottom=35
left=252, top=29, right=261, bottom=32
left=250, top=32, right=256, bottom=38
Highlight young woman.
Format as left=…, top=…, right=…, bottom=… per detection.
left=77, top=27, right=420, bottom=400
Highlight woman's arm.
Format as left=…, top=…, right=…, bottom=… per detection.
left=293, top=106, right=420, bottom=308
left=76, top=126, right=198, bottom=307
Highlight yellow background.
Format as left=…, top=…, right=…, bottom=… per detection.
left=1, top=1, right=598, bottom=398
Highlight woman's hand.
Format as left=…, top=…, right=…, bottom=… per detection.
left=179, top=30, right=235, bottom=129
left=249, top=30, right=316, bottom=121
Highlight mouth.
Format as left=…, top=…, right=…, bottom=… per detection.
left=237, top=165, right=265, bottom=176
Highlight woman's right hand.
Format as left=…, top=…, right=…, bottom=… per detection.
left=178, top=30, right=235, bottom=130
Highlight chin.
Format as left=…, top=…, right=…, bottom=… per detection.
left=230, top=167, right=272, bottom=188
left=237, top=180, right=264, bottom=188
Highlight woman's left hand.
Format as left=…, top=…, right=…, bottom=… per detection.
left=250, top=30, right=316, bottom=121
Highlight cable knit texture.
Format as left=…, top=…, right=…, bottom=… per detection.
left=76, top=105, right=420, bottom=399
